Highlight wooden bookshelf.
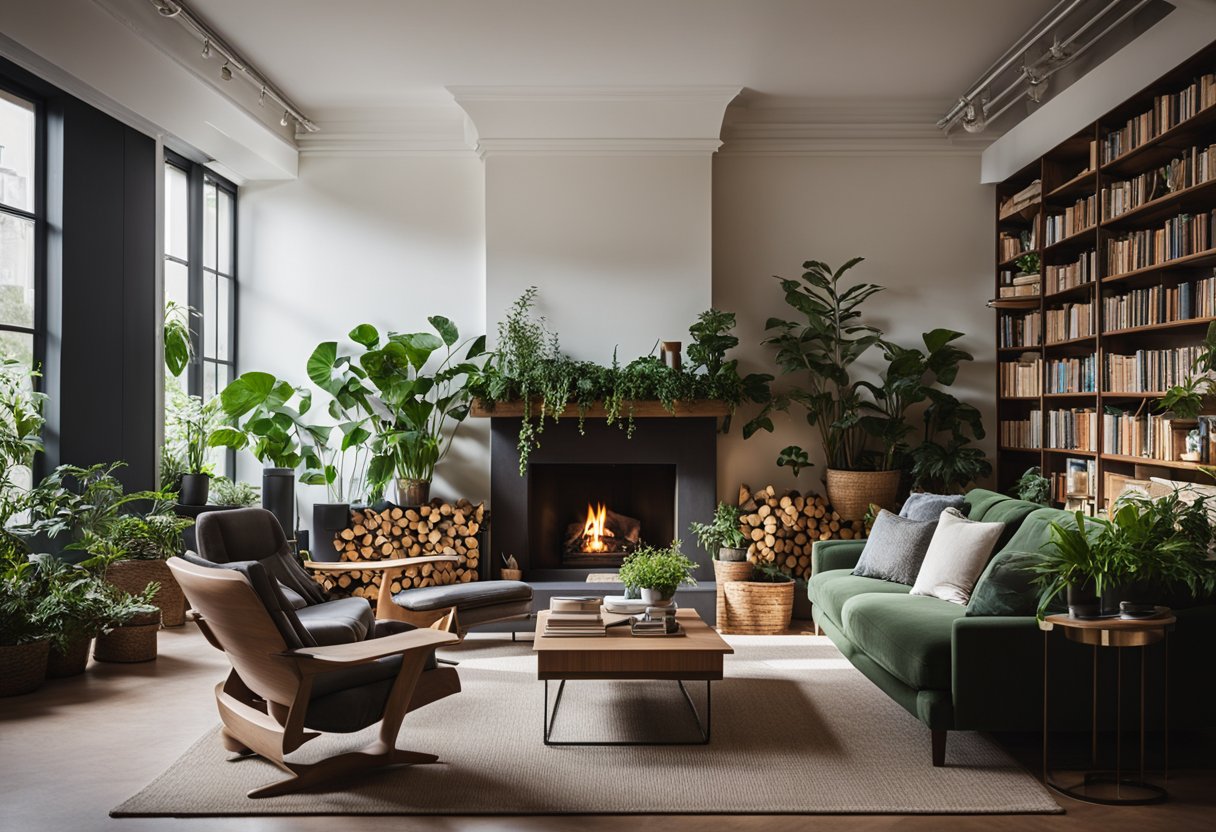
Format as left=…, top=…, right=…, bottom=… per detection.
left=993, top=40, right=1216, bottom=510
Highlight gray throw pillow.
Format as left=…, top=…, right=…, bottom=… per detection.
left=901, top=491, right=966, bottom=521
left=852, top=509, right=938, bottom=585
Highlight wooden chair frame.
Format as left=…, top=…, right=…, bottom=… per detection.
left=304, top=555, right=463, bottom=632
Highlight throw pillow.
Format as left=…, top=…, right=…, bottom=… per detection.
left=965, top=550, right=1044, bottom=616
left=900, top=491, right=966, bottom=521
left=911, top=508, right=1005, bottom=604
left=851, top=509, right=938, bottom=585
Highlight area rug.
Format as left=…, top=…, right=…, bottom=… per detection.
left=112, top=638, right=1060, bottom=816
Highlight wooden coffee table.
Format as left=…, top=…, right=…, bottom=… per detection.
left=533, top=608, right=733, bottom=746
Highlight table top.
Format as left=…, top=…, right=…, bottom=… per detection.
left=1039, top=608, right=1176, bottom=633
left=533, top=608, right=734, bottom=655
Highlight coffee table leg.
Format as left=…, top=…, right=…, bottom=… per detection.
left=543, top=679, right=711, bottom=746
left=677, top=680, right=711, bottom=743
left=543, top=679, right=568, bottom=746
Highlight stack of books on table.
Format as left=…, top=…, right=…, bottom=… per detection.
left=543, top=597, right=605, bottom=637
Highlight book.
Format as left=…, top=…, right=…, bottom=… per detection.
left=550, top=597, right=602, bottom=613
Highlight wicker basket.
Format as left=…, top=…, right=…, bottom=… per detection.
left=825, top=469, right=901, bottom=521
left=720, top=579, right=795, bottom=635
left=713, top=559, right=755, bottom=633
left=0, top=640, right=50, bottom=697
left=106, top=559, right=185, bottom=627
left=94, top=619, right=160, bottom=663
left=47, top=636, right=92, bottom=678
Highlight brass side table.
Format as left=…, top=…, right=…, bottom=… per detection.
left=1039, top=609, right=1174, bottom=805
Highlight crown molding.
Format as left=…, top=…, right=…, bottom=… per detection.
left=296, top=103, right=476, bottom=157
left=474, top=137, right=724, bottom=159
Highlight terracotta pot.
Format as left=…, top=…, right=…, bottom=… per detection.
left=106, top=559, right=186, bottom=627
left=825, top=469, right=901, bottom=521
left=0, top=640, right=50, bottom=696
left=397, top=478, right=431, bottom=506
left=47, top=635, right=92, bottom=678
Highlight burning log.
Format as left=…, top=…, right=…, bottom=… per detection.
left=563, top=504, right=642, bottom=554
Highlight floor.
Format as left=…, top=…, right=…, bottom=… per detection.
left=1, top=621, right=1212, bottom=832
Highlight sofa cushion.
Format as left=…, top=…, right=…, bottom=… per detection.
left=966, top=551, right=1043, bottom=616
left=852, top=510, right=937, bottom=585
left=392, top=579, right=533, bottom=613
left=808, top=569, right=911, bottom=628
left=295, top=596, right=376, bottom=645
left=841, top=592, right=968, bottom=691
left=995, top=506, right=1075, bottom=558
left=911, top=509, right=1004, bottom=605
left=901, top=492, right=965, bottom=521
left=964, top=489, right=1041, bottom=550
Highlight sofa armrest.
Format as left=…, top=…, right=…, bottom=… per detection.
left=951, top=615, right=1045, bottom=731
left=811, top=540, right=866, bottom=574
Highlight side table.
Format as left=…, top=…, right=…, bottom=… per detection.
left=1039, top=608, right=1174, bottom=806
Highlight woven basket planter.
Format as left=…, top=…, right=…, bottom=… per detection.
left=106, top=559, right=185, bottom=627
left=47, top=636, right=92, bottom=678
left=0, top=640, right=50, bottom=697
left=825, top=469, right=901, bottom=521
left=94, top=616, right=160, bottom=663
left=720, top=579, right=795, bottom=635
left=713, top=559, right=755, bottom=633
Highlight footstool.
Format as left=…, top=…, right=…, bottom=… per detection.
left=377, top=579, right=534, bottom=637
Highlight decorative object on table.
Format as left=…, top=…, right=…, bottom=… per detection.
left=852, top=509, right=937, bottom=586
left=910, top=508, right=1004, bottom=605
left=602, top=595, right=650, bottom=615
left=1010, top=466, right=1052, bottom=505
left=719, top=559, right=795, bottom=635
left=735, top=484, right=865, bottom=583
left=899, top=491, right=965, bottom=521
left=542, top=596, right=605, bottom=637
left=500, top=553, right=522, bottom=581
left=630, top=605, right=683, bottom=637
left=615, top=541, right=697, bottom=606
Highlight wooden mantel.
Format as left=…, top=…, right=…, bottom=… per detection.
left=470, top=398, right=731, bottom=419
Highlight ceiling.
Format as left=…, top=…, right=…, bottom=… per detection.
left=190, top=0, right=1060, bottom=112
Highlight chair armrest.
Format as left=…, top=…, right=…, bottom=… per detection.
left=303, top=555, right=460, bottom=572
left=285, top=627, right=459, bottom=669
left=811, top=540, right=866, bottom=574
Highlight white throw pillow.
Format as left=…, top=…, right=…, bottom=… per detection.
left=910, top=508, right=1005, bottom=605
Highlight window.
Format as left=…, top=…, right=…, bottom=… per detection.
left=163, top=152, right=237, bottom=474
left=0, top=85, right=40, bottom=370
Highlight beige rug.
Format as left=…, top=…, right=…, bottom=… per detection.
left=112, top=638, right=1060, bottom=816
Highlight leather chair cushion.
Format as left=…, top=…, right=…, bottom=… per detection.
left=277, top=582, right=310, bottom=610
left=392, top=580, right=533, bottom=612
left=180, top=551, right=315, bottom=649
left=295, top=596, right=377, bottom=646
left=195, top=508, right=326, bottom=605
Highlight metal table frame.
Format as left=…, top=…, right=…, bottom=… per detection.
left=542, top=678, right=712, bottom=746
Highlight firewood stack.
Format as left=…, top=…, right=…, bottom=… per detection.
left=737, top=484, right=867, bottom=581
left=312, top=499, right=486, bottom=602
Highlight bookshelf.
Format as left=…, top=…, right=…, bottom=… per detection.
left=993, top=40, right=1216, bottom=513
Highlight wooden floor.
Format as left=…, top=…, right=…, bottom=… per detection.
left=1, top=621, right=1212, bottom=831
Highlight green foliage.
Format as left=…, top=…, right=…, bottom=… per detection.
left=173, top=394, right=221, bottom=475
left=209, top=476, right=260, bottom=507
left=0, top=554, right=53, bottom=646
left=162, top=302, right=196, bottom=379
left=1014, top=253, right=1040, bottom=275
left=776, top=445, right=811, bottom=477
left=102, top=512, right=193, bottom=561
left=209, top=371, right=321, bottom=472
left=688, top=502, right=746, bottom=554
left=751, top=558, right=794, bottom=583
left=17, top=462, right=162, bottom=544
left=908, top=385, right=991, bottom=493
left=616, top=541, right=698, bottom=594
left=30, top=555, right=158, bottom=649
left=1012, top=466, right=1051, bottom=505
left=0, top=356, right=45, bottom=560
left=1157, top=320, right=1216, bottom=420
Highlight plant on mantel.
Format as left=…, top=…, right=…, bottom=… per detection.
left=473, top=287, right=772, bottom=474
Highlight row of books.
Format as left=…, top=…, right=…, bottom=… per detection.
left=1104, top=210, right=1215, bottom=275
left=543, top=596, right=606, bottom=637
left=1100, top=70, right=1216, bottom=163
left=1103, top=345, right=1204, bottom=392
left=999, top=229, right=1036, bottom=261
left=1047, top=355, right=1097, bottom=394
left=1044, top=195, right=1097, bottom=245
left=999, top=180, right=1042, bottom=221
left=1101, top=142, right=1216, bottom=220
left=1102, top=410, right=1197, bottom=461
left=999, top=412, right=1041, bottom=449
left=1045, top=302, right=1094, bottom=343
left=999, top=354, right=1042, bottom=397
left=998, top=273, right=1042, bottom=298
left=1053, top=458, right=1097, bottom=509
left=998, top=310, right=1041, bottom=349
left=1101, top=273, right=1216, bottom=331
left=1045, top=407, right=1098, bottom=452
left=1045, top=250, right=1096, bottom=294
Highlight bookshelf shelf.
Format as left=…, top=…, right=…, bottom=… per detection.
left=992, top=41, right=1216, bottom=509
left=999, top=249, right=1039, bottom=268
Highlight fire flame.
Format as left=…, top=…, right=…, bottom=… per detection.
left=581, top=502, right=615, bottom=552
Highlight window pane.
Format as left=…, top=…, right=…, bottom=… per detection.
left=0, top=328, right=32, bottom=367
left=203, top=182, right=217, bottom=271
left=217, top=188, right=233, bottom=275
left=0, top=212, right=35, bottom=327
left=203, top=359, right=218, bottom=401
left=164, top=259, right=188, bottom=311
left=203, top=270, right=217, bottom=360
left=0, top=89, right=35, bottom=214
left=164, top=165, right=188, bottom=261
left=215, top=276, right=230, bottom=361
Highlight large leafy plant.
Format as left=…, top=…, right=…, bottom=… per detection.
left=909, top=384, right=990, bottom=493
left=0, top=356, right=45, bottom=560
left=209, top=371, right=325, bottom=473
left=306, top=335, right=377, bottom=503
left=162, top=301, right=196, bottom=379
left=16, top=462, right=161, bottom=545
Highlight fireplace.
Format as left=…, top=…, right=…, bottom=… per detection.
left=489, top=416, right=717, bottom=582
left=529, top=463, right=676, bottom=568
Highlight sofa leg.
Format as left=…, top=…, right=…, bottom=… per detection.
left=931, top=729, right=947, bottom=767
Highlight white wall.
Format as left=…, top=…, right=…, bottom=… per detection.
left=712, top=153, right=996, bottom=500
left=238, top=154, right=488, bottom=519
left=484, top=154, right=713, bottom=360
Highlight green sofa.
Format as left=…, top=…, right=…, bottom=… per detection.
left=808, top=488, right=1216, bottom=766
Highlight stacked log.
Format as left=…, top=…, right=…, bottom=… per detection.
left=313, top=499, right=486, bottom=602
left=737, top=484, right=867, bottom=581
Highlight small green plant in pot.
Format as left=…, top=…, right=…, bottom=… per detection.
left=616, top=541, right=697, bottom=605
left=1012, top=466, right=1051, bottom=505
left=689, top=502, right=748, bottom=562
left=174, top=395, right=220, bottom=506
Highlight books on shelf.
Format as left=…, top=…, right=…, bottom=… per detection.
left=1000, top=411, right=1041, bottom=449
left=1103, top=345, right=1204, bottom=392
left=544, top=596, right=606, bottom=637
left=1046, top=408, right=1098, bottom=451
left=1104, top=210, right=1216, bottom=275
left=999, top=229, right=1036, bottom=261
left=1045, top=250, right=1096, bottom=294
left=1102, top=409, right=1198, bottom=462
left=1046, top=354, right=1097, bottom=394
left=999, top=310, right=1041, bottom=349
left=999, top=272, right=1042, bottom=298
left=999, top=180, right=1042, bottom=220
left=1099, top=142, right=1216, bottom=220
left=1053, top=457, right=1097, bottom=513
left=1000, top=353, right=1042, bottom=397
left=1102, top=271, right=1216, bottom=331
left=1101, top=71, right=1216, bottom=163
left=1045, top=195, right=1097, bottom=244
left=1045, top=301, right=1094, bottom=343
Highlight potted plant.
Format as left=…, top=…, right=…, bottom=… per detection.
left=92, top=581, right=161, bottom=664
left=174, top=395, right=220, bottom=506
left=208, top=476, right=260, bottom=507
left=689, top=501, right=749, bottom=562
left=744, top=258, right=892, bottom=520
left=1012, top=466, right=1052, bottom=505
left=36, top=555, right=115, bottom=677
left=721, top=560, right=795, bottom=635
left=0, top=554, right=52, bottom=696
left=94, top=508, right=193, bottom=627
left=616, top=541, right=697, bottom=605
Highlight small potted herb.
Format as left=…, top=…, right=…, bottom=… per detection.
left=616, top=541, right=697, bottom=605
left=689, top=502, right=748, bottom=562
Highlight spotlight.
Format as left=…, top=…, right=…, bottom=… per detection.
left=259, top=86, right=267, bottom=106
left=1026, top=69, right=1049, bottom=104
left=960, top=97, right=987, bottom=134
left=220, top=61, right=232, bottom=81
left=155, top=0, right=180, bottom=16
left=280, top=111, right=291, bottom=127
left=201, top=39, right=211, bottom=59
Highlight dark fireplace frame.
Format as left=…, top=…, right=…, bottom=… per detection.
left=489, top=417, right=718, bottom=582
